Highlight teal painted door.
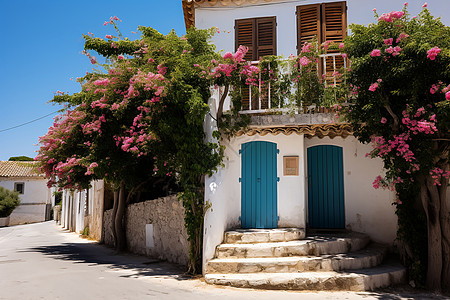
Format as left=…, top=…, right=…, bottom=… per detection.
left=307, top=145, right=345, bottom=229
left=240, top=141, right=278, bottom=229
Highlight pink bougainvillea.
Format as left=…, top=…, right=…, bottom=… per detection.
left=370, top=49, right=381, bottom=57
left=427, top=46, right=441, bottom=60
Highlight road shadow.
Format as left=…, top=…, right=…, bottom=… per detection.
left=360, top=286, right=450, bottom=300
left=21, top=241, right=191, bottom=280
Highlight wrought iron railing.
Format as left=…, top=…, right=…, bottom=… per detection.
left=234, top=53, right=347, bottom=115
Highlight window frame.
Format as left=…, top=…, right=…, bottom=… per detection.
left=14, top=182, right=24, bottom=194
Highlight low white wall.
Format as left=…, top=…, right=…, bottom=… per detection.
left=103, top=195, right=189, bottom=266
left=9, top=204, right=47, bottom=225
left=304, top=136, right=397, bottom=244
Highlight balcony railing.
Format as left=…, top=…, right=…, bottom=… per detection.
left=235, top=53, right=347, bottom=115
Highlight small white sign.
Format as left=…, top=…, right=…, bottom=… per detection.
left=146, top=224, right=154, bottom=248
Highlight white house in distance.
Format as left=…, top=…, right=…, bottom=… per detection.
left=0, top=161, right=52, bottom=225
left=182, top=0, right=450, bottom=290
left=59, top=180, right=105, bottom=241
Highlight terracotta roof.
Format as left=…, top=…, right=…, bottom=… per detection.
left=182, top=0, right=196, bottom=29
left=0, top=161, right=44, bottom=178
left=182, top=0, right=278, bottom=29
left=235, top=124, right=353, bottom=138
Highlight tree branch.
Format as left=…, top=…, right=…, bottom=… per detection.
left=384, top=104, right=399, bottom=131
left=216, top=85, right=229, bottom=126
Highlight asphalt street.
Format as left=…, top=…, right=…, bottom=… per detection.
left=0, top=221, right=446, bottom=300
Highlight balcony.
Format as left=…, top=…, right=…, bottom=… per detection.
left=228, top=53, right=348, bottom=116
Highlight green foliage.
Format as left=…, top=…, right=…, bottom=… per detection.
left=8, top=156, right=34, bottom=161
left=342, top=5, right=450, bottom=286
left=38, top=23, right=224, bottom=273
left=0, top=187, right=20, bottom=218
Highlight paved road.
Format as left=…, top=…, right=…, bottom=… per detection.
left=0, top=222, right=446, bottom=300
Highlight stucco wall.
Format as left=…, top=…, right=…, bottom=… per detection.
left=195, top=0, right=450, bottom=58
left=304, top=136, right=398, bottom=244
left=103, top=195, right=189, bottom=266
left=0, top=178, right=51, bottom=225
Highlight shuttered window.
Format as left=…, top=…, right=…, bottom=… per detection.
left=235, top=17, right=277, bottom=61
left=297, top=2, right=347, bottom=83
left=296, top=1, right=347, bottom=50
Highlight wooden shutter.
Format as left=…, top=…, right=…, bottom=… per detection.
left=235, top=18, right=256, bottom=61
left=256, top=17, right=277, bottom=59
left=321, top=1, right=347, bottom=45
left=297, top=4, right=321, bottom=53
left=322, top=2, right=347, bottom=84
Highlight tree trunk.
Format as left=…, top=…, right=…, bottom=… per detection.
left=114, top=182, right=126, bottom=252
left=439, top=171, right=450, bottom=291
left=421, top=177, right=443, bottom=291
left=111, top=190, right=119, bottom=248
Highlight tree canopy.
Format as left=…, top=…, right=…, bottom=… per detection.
left=343, top=4, right=450, bottom=291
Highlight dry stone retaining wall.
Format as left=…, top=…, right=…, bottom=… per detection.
left=103, top=195, right=189, bottom=266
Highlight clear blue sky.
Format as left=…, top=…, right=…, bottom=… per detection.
left=0, top=1, right=448, bottom=161
left=0, top=0, right=186, bottom=161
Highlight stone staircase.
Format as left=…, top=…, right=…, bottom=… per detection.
left=205, top=228, right=406, bottom=291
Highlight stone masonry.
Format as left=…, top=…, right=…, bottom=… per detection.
left=103, top=195, right=189, bottom=266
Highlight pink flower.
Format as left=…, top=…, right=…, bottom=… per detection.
left=105, top=35, right=113, bottom=39
left=369, top=82, right=379, bottom=92
left=299, top=56, right=311, bottom=66
left=90, top=56, right=97, bottom=64
left=378, top=11, right=405, bottom=22
left=381, top=117, right=387, bottom=124
left=147, top=58, right=155, bottom=63
left=103, top=21, right=110, bottom=26
left=339, top=43, right=345, bottom=49
left=223, top=52, right=233, bottom=60
left=396, top=32, right=409, bottom=43
left=341, top=53, right=347, bottom=58
left=118, top=55, right=125, bottom=60
left=384, top=38, right=393, bottom=46
left=404, top=2, right=408, bottom=6
left=157, top=64, right=167, bottom=75
left=446, top=91, right=450, bottom=100
left=423, top=3, right=427, bottom=8
left=373, top=8, right=377, bottom=12
left=430, top=84, right=439, bottom=94
left=385, top=47, right=394, bottom=54
left=301, top=42, right=312, bottom=53
left=392, top=46, right=402, bottom=56
left=427, top=47, right=441, bottom=60
left=370, top=49, right=381, bottom=57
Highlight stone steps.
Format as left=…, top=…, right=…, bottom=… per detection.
left=205, top=228, right=406, bottom=291
left=224, top=228, right=305, bottom=244
left=216, top=232, right=370, bottom=258
left=208, top=243, right=387, bottom=274
left=205, top=262, right=406, bottom=291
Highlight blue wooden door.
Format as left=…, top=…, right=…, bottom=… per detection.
left=307, top=145, right=345, bottom=229
left=240, top=141, right=278, bottom=229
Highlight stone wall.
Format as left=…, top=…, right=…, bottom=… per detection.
left=103, top=195, right=189, bottom=266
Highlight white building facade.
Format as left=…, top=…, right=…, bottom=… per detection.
left=0, top=161, right=52, bottom=225
left=182, top=0, right=450, bottom=273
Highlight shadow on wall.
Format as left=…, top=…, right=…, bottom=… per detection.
left=21, top=241, right=191, bottom=280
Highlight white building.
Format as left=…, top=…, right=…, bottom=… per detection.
left=0, top=161, right=52, bottom=225
left=182, top=0, right=450, bottom=276
left=60, top=180, right=105, bottom=241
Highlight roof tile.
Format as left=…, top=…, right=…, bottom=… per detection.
left=0, top=161, right=44, bottom=178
